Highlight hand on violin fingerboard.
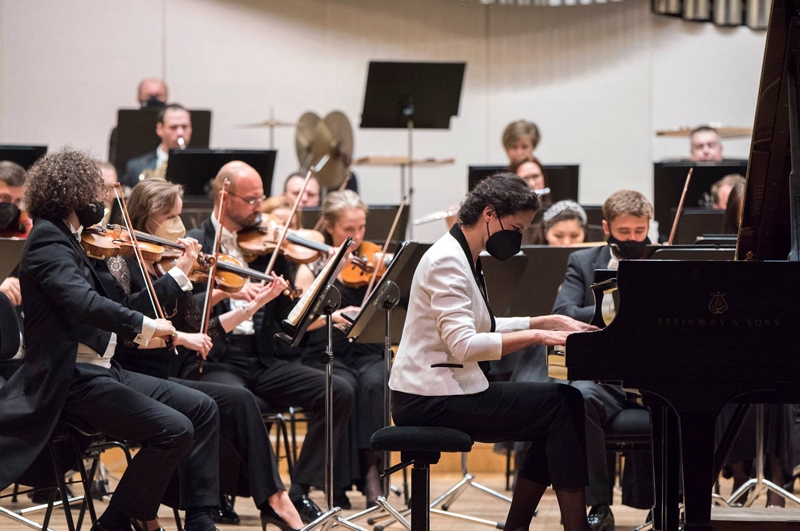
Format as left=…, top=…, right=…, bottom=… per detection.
left=227, top=281, right=262, bottom=303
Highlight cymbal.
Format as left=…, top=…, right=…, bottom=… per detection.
left=238, top=118, right=297, bottom=128
left=295, top=111, right=354, bottom=188
left=354, top=156, right=455, bottom=167
left=656, top=126, right=753, bottom=139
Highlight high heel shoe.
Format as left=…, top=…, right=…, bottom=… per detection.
left=261, top=505, right=302, bottom=531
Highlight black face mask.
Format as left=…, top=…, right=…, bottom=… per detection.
left=140, top=96, right=166, bottom=108
left=0, top=203, right=21, bottom=232
left=485, top=216, right=522, bottom=261
left=75, top=201, right=105, bottom=228
left=608, top=234, right=651, bottom=260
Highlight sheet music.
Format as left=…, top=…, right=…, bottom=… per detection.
left=286, top=242, right=350, bottom=327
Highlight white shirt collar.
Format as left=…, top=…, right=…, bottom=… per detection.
left=156, top=146, right=169, bottom=166
left=63, top=219, right=84, bottom=242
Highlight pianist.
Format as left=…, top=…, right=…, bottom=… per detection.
left=552, top=190, right=655, bottom=530
left=390, top=172, right=595, bottom=531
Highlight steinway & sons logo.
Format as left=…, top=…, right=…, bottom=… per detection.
left=656, top=292, right=779, bottom=328
left=708, top=292, right=728, bottom=315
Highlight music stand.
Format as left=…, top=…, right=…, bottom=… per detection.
left=360, top=61, right=466, bottom=237
left=276, top=238, right=368, bottom=531
left=670, top=208, right=725, bottom=245
left=0, top=145, right=47, bottom=169
left=165, top=149, right=276, bottom=197
left=468, top=164, right=581, bottom=203
left=0, top=239, right=26, bottom=283
left=113, top=108, right=211, bottom=175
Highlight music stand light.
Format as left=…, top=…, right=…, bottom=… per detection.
left=360, top=61, right=466, bottom=237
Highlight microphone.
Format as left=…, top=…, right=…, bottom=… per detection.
left=177, top=137, right=186, bottom=150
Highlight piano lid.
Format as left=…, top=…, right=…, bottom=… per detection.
left=737, top=0, right=800, bottom=261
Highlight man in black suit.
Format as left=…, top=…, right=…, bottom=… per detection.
left=108, top=78, right=169, bottom=167
left=182, top=160, right=355, bottom=523
left=552, top=190, right=655, bottom=531
left=121, top=103, right=192, bottom=188
left=0, top=150, right=221, bottom=531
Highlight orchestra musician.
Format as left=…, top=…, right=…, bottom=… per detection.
left=108, top=77, right=168, bottom=166
left=283, top=171, right=321, bottom=208
left=0, top=161, right=30, bottom=306
left=121, top=103, right=192, bottom=188
left=0, top=149, right=223, bottom=531
left=389, top=172, right=595, bottom=531
left=182, top=161, right=355, bottom=524
left=690, top=125, right=724, bottom=162
left=552, top=190, right=656, bottom=530
left=711, top=174, right=745, bottom=211
left=542, top=201, right=588, bottom=247
left=263, top=195, right=301, bottom=230
left=292, top=189, right=387, bottom=508
left=106, top=179, right=304, bottom=530
left=502, top=120, right=541, bottom=164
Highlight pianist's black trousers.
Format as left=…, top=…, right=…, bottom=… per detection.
left=62, top=362, right=219, bottom=519
left=392, top=382, right=588, bottom=490
left=181, top=335, right=355, bottom=491
left=571, top=380, right=653, bottom=509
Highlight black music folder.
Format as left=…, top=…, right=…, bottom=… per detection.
left=0, top=238, right=26, bottom=283
left=468, top=164, right=580, bottom=203
left=166, top=149, right=276, bottom=197
left=0, top=145, right=47, bottom=169
left=113, top=108, right=212, bottom=175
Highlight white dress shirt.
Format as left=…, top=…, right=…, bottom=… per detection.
left=389, top=231, right=529, bottom=396
left=210, top=214, right=254, bottom=336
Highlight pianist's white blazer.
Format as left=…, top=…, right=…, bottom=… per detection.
left=389, top=232, right=530, bottom=396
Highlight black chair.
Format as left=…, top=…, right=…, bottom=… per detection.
left=370, top=426, right=473, bottom=531
left=604, top=407, right=652, bottom=501
left=253, top=396, right=295, bottom=478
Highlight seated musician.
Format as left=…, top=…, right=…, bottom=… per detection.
left=0, top=149, right=223, bottom=531
left=182, top=160, right=355, bottom=524
left=552, top=190, right=655, bottom=530
left=106, top=179, right=304, bottom=530
left=263, top=195, right=301, bottom=229
left=108, top=78, right=168, bottom=165
left=690, top=125, right=724, bottom=162
left=293, top=189, right=386, bottom=508
left=711, top=174, right=745, bottom=211
left=502, top=120, right=541, bottom=164
left=723, top=177, right=746, bottom=233
left=390, top=172, right=595, bottom=531
left=122, top=103, right=192, bottom=187
left=0, top=160, right=30, bottom=306
left=283, top=171, right=321, bottom=208
left=543, top=201, right=587, bottom=246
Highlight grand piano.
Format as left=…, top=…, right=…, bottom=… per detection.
left=547, top=1, right=800, bottom=529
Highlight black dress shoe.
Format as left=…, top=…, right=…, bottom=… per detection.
left=212, top=494, right=240, bottom=525
left=587, top=504, right=615, bottom=531
left=333, top=491, right=351, bottom=510
left=291, top=494, right=324, bottom=524
left=261, top=505, right=301, bottom=531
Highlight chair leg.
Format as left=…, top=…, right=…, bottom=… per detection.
left=12, top=483, right=19, bottom=503
left=174, top=507, right=183, bottom=531
left=410, top=464, right=431, bottom=531
left=41, top=488, right=57, bottom=531
left=48, top=439, right=77, bottom=531
left=277, top=416, right=295, bottom=479
left=71, top=434, right=98, bottom=529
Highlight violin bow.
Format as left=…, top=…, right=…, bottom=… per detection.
left=667, top=168, right=693, bottom=246
left=112, top=184, right=178, bottom=355
left=262, top=155, right=330, bottom=278
left=198, top=179, right=231, bottom=372
left=361, top=197, right=407, bottom=306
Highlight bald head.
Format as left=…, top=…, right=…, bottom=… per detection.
left=213, top=161, right=265, bottom=231
left=137, top=78, right=168, bottom=107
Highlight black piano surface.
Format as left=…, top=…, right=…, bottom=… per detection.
left=548, top=0, right=800, bottom=529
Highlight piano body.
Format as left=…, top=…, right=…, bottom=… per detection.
left=548, top=0, right=800, bottom=529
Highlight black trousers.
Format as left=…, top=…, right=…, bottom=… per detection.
left=171, top=377, right=284, bottom=507
left=62, top=363, right=219, bottom=519
left=183, top=336, right=355, bottom=490
left=570, top=380, right=654, bottom=508
left=392, top=382, right=588, bottom=490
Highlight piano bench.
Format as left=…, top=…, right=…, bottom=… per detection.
left=371, top=426, right=473, bottom=531
left=605, top=407, right=652, bottom=450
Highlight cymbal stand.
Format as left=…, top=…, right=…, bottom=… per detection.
left=725, top=405, right=800, bottom=507
left=344, top=280, right=411, bottom=529
left=302, top=286, right=368, bottom=531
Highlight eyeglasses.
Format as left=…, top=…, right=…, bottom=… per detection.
left=230, top=193, right=266, bottom=206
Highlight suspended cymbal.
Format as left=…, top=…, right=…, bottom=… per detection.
left=238, top=118, right=297, bottom=128
left=656, top=126, right=753, bottom=139
left=295, top=111, right=354, bottom=188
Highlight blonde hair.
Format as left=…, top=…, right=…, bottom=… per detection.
left=322, top=190, right=367, bottom=233
left=127, top=179, right=184, bottom=232
left=711, top=174, right=745, bottom=205
left=602, top=190, right=653, bottom=224
left=502, top=120, right=541, bottom=151
left=262, top=195, right=301, bottom=228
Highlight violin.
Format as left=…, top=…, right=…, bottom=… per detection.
left=237, top=214, right=331, bottom=264
left=80, top=225, right=165, bottom=261
left=338, top=241, right=394, bottom=289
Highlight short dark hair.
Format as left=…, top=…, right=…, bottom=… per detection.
left=690, top=125, right=719, bottom=139
left=458, top=172, right=540, bottom=226
left=25, top=149, right=104, bottom=221
left=283, top=171, right=307, bottom=192
left=0, top=161, right=27, bottom=188
left=157, top=103, right=189, bottom=124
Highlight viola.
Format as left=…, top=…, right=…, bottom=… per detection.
left=338, top=241, right=394, bottom=289
left=237, top=214, right=331, bottom=264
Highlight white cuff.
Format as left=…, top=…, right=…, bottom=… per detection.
left=168, top=267, right=193, bottom=291
left=134, top=316, right=158, bottom=346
